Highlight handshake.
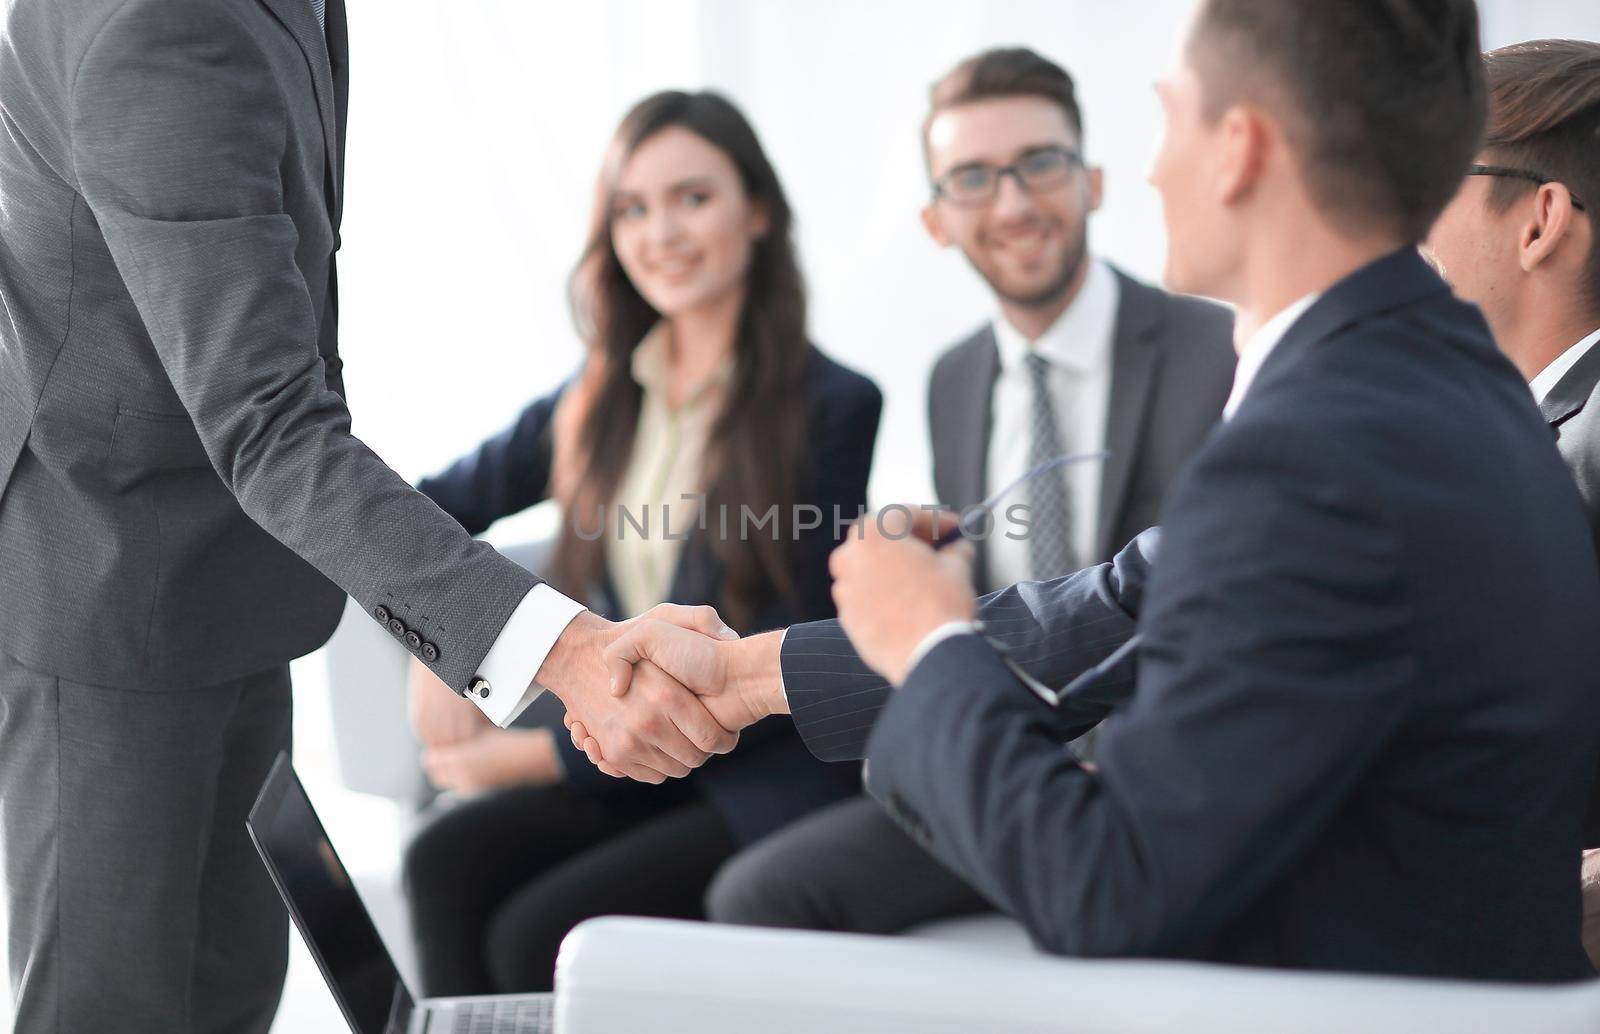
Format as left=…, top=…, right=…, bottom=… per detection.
left=542, top=605, right=787, bottom=783
left=537, top=506, right=978, bottom=783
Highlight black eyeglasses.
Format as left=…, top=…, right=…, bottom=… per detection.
left=1468, top=164, right=1587, bottom=212
left=931, top=146, right=1083, bottom=207
left=934, top=449, right=1109, bottom=548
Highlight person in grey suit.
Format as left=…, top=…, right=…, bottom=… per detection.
left=0, top=2, right=732, bottom=1031
left=1423, top=37, right=1600, bottom=967
left=705, top=47, right=1234, bottom=938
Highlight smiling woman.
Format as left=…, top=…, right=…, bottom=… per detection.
left=607, top=133, right=767, bottom=335
left=555, top=92, right=813, bottom=629
left=398, top=88, right=883, bottom=996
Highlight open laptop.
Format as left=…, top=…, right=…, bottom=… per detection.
left=248, top=752, right=556, bottom=1034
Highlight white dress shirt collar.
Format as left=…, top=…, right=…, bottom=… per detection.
left=992, top=258, right=1118, bottom=373
left=1223, top=292, right=1321, bottom=421
left=1528, top=326, right=1600, bottom=405
left=982, top=259, right=1119, bottom=589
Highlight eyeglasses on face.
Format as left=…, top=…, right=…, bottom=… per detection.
left=1468, top=164, right=1587, bottom=213
left=931, top=145, right=1083, bottom=207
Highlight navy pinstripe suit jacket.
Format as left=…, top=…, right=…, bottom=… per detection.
left=780, top=250, right=1600, bottom=982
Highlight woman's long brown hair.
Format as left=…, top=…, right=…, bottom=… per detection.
left=549, top=91, right=811, bottom=630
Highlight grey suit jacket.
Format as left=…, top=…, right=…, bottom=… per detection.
left=928, top=268, right=1234, bottom=588
left=0, top=0, right=535, bottom=691
left=1539, top=339, right=1600, bottom=847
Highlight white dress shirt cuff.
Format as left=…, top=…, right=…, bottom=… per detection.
left=902, top=620, right=982, bottom=685
left=777, top=626, right=791, bottom=709
left=470, top=583, right=586, bottom=727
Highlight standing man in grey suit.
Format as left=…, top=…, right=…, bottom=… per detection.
left=0, top=2, right=734, bottom=1031
left=706, top=48, right=1235, bottom=936
left=1423, top=37, right=1600, bottom=966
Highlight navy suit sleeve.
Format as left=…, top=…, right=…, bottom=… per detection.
left=416, top=386, right=564, bottom=536
left=783, top=527, right=1158, bottom=762
left=861, top=422, right=1413, bottom=957
left=788, top=364, right=882, bottom=621
left=813, top=370, right=882, bottom=532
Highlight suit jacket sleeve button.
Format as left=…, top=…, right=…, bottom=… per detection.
left=421, top=642, right=439, bottom=663
left=388, top=618, right=406, bottom=639
left=404, top=631, right=422, bottom=651
left=373, top=605, right=391, bottom=625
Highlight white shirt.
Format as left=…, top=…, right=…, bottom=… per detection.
left=1223, top=293, right=1321, bottom=421
left=1529, top=327, right=1600, bottom=405
left=984, top=258, right=1118, bottom=590
left=469, top=584, right=585, bottom=726
left=606, top=324, right=731, bottom=617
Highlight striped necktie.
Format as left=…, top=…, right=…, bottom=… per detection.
left=309, top=0, right=326, bottom=31
left=1024, top=352, right=1079, bottom=579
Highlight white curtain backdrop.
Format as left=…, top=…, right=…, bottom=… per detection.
left=339, top=0, right=1600, bottom=527
left=3, top=2, right=1599, bottom=1028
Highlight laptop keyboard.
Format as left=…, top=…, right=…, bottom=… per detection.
left=451, top=997, right=555, bottom=1034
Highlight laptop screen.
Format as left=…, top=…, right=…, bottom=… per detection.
left=248, top=753, right=414, bottom=1034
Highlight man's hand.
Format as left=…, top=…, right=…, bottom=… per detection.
left=538, top=605, right=742, bottom=784
left=408, top=658, right=492, bottom=748
left=829, top=506, right=977, bottom=685
left=423, top=727, right=565, bottom=794
left=566, top=620, right=790, bottom=779
left=606, top=621, right=783, bottom=731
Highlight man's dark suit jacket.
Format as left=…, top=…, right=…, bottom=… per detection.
left=928, top=268, right=1235, bottom=583
left=1538, top=338, right=1600, bottom=847
left=782, top=250, right=1600, bottom=982
left=0, top=0, right=541, bottom=694
left=419, top=348, right=880, bottom=844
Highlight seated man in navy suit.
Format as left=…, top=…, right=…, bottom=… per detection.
left=580, top=0, right=1600, bottom=981
left=1424, top=38, right=1600, bottom=969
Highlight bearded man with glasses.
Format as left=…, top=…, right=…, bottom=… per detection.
left=704, top=46, right=1237, bottom=940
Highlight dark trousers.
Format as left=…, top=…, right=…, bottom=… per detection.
left=404, top=782, right=736, bottom=994
left=706, top=794, right=991, bottom=934
left=0, top=651, right=292, bottom=1034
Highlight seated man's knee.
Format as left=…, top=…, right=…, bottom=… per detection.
left=706, top=840, right=829, bottom=929
left=485, top=894, right=565, bottom=994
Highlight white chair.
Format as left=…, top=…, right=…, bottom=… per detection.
left=322, top=539, right=558, bottom=808
left=553, top=916, right=1600, bottom=1034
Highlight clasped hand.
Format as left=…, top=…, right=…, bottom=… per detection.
left=536, top=603, right=752, bottom=784
left=563, top=605, right=780, bottom=779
